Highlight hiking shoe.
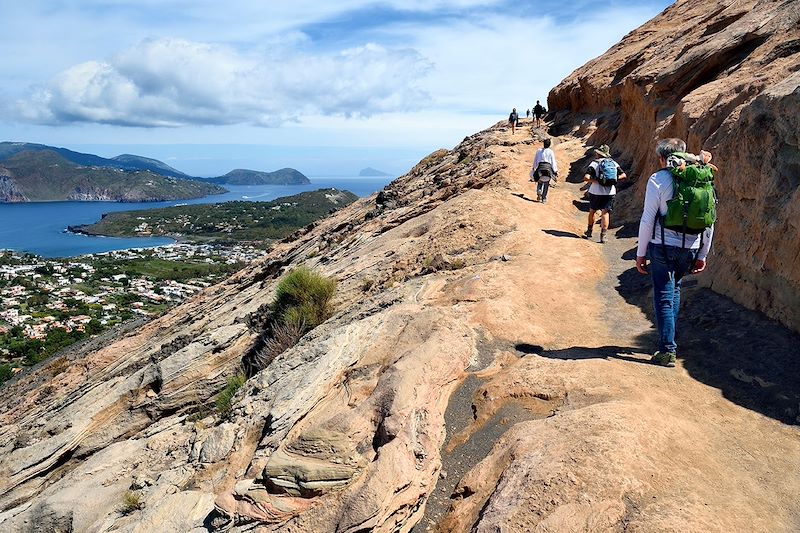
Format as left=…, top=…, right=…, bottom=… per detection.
left=582, top=229, right=593, bottom=239
left=600, top=232, right=607, bottom=244
left=536, top=195, right=542, bottom=202
left=651, top=351, right=676, bottom=367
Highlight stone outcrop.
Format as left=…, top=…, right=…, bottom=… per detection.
left=2, top=121, right=798, bottom=532
left=548, top=0, right=800, bottom=331
left=0, top=169, right=28, bottom=202
left=0, top=128, right=513, bottom=532
left=2, top=2, right=799, bottom=530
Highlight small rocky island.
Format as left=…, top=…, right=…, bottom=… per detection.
left=207, top=168, right=310, bottom=185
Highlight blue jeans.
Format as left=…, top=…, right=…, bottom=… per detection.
left=536, top=180, right=550, bottom=199
left=648, top=243, right=696, bottom=354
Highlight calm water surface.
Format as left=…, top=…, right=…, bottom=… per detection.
left=0, top=177, right=392, bottom=258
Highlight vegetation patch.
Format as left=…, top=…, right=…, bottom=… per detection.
left=72, top=189, right=358, bottom=244
left=118, top=491, right=144, bottom=515
left=253, top=267, right=337, bottom=372
left=215, top=373, right=246, bottom=416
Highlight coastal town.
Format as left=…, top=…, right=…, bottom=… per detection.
left=0, top=244, right=266, bottom=383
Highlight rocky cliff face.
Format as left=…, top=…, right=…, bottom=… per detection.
left=548, top=0, right=800, bottom=331
left=0, top=129, right=514, bottom=532
left=0, top=169, right=28, bottom=202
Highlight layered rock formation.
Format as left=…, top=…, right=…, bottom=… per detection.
left=2, top=122, right=798, bottom=532
left=2, top=2, right=799, bottom=531
left=549, top=0, right=800, bottom=331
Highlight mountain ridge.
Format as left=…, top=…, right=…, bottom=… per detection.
left=0, top=150, right=225, bottom=202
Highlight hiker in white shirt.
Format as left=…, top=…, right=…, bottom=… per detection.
left=530, top=138, right=558, bottom=203
left=635, top=138, right=715, bottom=367
left=582, top=144, right=627, bottom=243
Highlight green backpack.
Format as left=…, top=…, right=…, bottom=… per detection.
left=663, top=152, right=717, bottom=233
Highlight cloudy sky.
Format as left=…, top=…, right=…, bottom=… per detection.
left=0, top=0, right=671, bottom=175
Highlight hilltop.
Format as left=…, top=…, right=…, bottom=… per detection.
left=207, top=168, right=310, bottom=186
left=0, top=142, right=190, bottom=179
left=0, top=143, right=309, bottom=202
left=0, top=150, right=224, bottom=202
left=359, top=167, right=392, bottom=177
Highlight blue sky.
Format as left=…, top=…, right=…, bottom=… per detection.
left=0, top=0, right=671, bottom=175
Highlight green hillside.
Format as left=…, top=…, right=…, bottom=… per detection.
left=0, top=150, right=225, bottom=202
left=71, top=188, right=358, bottom=243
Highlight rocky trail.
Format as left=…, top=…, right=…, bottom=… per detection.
left=409, top=121, right=800, bottom=532
left=1, top=119, right=799, bottom=532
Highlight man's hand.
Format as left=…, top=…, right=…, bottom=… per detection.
left=619, top=173, right=628, bottom=181
left=691, top=259, right=706, bottom=274
left=636, top=256, right=648, bottom=275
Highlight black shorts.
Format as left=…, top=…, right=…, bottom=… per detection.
left=588, top=193, right=615, bottom=211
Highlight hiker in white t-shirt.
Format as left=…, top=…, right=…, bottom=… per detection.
left=582, top=144, right=626, bottom=243
left=529, top=138, right=558, bottom=203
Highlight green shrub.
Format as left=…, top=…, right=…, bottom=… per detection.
left=0, top=364, right=13, bottom=385
left=248, top=267, right=337, bottom=373
left=215, top=373, right=246, bottom=416
left=119, top=491, right=143, bottom=514
left=360, top=278, right=375, bottom=292
left=272, top=266, right=336, bottom=332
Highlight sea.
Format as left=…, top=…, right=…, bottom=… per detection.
left=0, top=176, right=393, bottom=258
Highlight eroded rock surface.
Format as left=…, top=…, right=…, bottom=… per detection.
left=1, top=120, right=798, bottom=533
left=549, top=0, right=800, bottom=331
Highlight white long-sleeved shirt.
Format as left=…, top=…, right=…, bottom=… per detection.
left=531, top=148, right=558, bottom=182
left=636, top=168, right=714, bottom=260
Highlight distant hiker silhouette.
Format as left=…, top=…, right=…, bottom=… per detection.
left=508, top=108, right=519, bottom=134
left=635, top=138, right=716, bottom=367
left=530, top=138, right=558, bottom=203
left=533, top=101, right=546, bottom=127
left=582, top=144, right=626, bottom=244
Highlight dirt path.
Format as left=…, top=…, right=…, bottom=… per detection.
left=416, top=120, right=800, bottom=532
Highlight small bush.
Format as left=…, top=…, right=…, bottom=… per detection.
left=215, top=373, right=246, bottom=416
left=254, top=320, right=305, bottom=369
left=0, top=364, right=13, bottom=386
left=272, top=266, right=336, bottom=332
left=360, top=278, right=375, bottom=292
left=50, top=357, right=69, bottom=377
left=249, top=267, right=336, bottom=373
left=119, top=491, right=143, bottom=514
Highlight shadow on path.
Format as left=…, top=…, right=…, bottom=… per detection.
left=511, top=192, right=537, bottom=203
left=572, top=198, right=590, bottom=213
left=615, top=265, right=800, bottom=425
left=516, top=343, right=657, bottom=366
left=542, top=229, right=581, bottom=239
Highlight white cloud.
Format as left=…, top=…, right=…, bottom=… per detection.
left=10, top=38, right=432, bottom=127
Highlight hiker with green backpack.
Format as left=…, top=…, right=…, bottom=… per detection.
left=635, top=138, right=716, bottom=367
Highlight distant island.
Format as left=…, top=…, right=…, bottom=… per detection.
left=358, top=167, right=392, bottom=177
left=69, top=188, right=358, bottom=244
left=0, top=148, right=224, bottom=203
left=0, top=142, right=311, bottom=202
left=207, top=168, right=310, bottom=185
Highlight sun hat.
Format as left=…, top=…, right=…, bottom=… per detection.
left=594, top=144, right=611, bottom=158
